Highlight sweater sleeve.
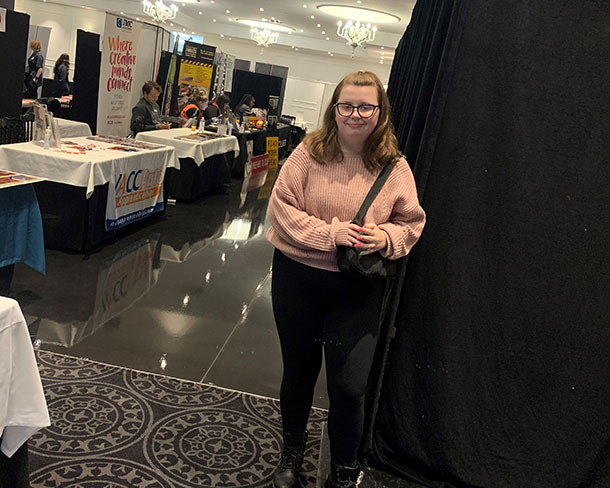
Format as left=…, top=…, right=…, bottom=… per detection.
left=378, top=159, right=426, bottom=260
left=267, top=145, right=351, bottom=251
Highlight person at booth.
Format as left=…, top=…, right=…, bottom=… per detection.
left=53, top=54, right=71, bottom=97
left=24, top=40, right=44, bottom=99
left=203, top=94, right=230, bottom=123
left=180, top=95, right=208, bottom=127
left=130, top=81, right=171, bottom=135
left=236, top=94, right=256, bottom=120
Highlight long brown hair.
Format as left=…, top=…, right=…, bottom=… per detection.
left=304, top=70, right=399, bottom=171
left=54, top=54, right=70, bottom=75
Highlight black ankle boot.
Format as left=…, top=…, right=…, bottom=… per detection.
left=273, top=430, right=308, bottom=488
left=324, top=461, right=363, bottom=488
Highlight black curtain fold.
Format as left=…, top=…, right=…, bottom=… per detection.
left=367, top=0, right=610, bottom=487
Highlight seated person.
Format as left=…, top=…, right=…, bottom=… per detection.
left=53, top=53, right=71, bottom=97
left=236, top=94, right=255, bottom=119
left=203, top=94, right=230, bottom=123
left=130, top=81, right=170, bottom=134
left=180, top=95, right=208, bottom=127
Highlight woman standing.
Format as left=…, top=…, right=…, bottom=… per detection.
left=267, top=70, right=426, bottom=488
left=53, top=53, right=70, bottom=97
left=25, top=40, right=44, bottom=99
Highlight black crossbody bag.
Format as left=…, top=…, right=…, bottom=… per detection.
left=336, top=159, right=399, bottom=279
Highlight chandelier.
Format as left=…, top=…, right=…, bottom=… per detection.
left=142, top=0, right=178, bottom=23
left=337, top=20, right=377, bottom=57
left=250, top=27, right=279, bottom=48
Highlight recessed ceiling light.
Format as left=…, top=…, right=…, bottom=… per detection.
left=317, top=23, right=321, bottom=27
left=120, top=11, right=124, bottom=14
left=236, top=19, right=296, bottom=32
left=326, top=37, right=329, bottom=40
left=170, top=22, right=174, bottom=26
left=321, top=30, right=325, bottom=34
left=260, top=7, right=264, bottom=11
left=183, top=28, right=186, bottom=31
left=192, top=31, right=195, bottom=34
left=357, top=0, right=362, bottom=3
left=136, top=17, right=140, bottom=20
left=229, top=37, right=232, bottom=40
left=210, top=0, right=214, bottom=3
left=182, top=2, right=185, bottom=6
left=199, top=11, right=202, bottom=14
left=221, top=34, right=224, bottom=37
left=229, top=17, right=233, bottom=20
left=300, top=29, right=304, bottom=32
left=212, top=18, right=216, bottom=22
left=317, top=4, right=400, bottom=23
left=291, top=45, right=295, bottom=48
left=381, top=46, right=384, bottom=49
left=303, top=4, right=307, bottom=8
left=310, top=15, right=315, bottom=19
left=295, top=47, right=299, bottom=50
left=226, top=9, right=230, bottom=13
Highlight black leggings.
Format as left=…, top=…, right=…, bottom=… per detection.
left=271, top=250, right=386, bottom=465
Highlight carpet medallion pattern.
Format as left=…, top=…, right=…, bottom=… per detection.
left=30, top=350, right=326, bottom=487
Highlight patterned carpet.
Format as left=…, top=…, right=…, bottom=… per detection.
left=30, top=350, right=327, bottom=488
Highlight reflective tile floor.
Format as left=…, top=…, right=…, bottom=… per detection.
left=8, top=178, right=329, bottom=409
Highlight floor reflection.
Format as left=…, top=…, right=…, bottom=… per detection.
left=9, top=175, right=329, bottom=408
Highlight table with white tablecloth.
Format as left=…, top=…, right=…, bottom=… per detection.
left=136, top=128, right=240, bottom=200
left=0, top=297, right=50, bottom=488
left=0, top=138, right=177, bottom=250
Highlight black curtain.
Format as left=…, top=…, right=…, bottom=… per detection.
left=0, top=10, right=29, bottom=118
left=72, top=29, right=101, bottom=134
left=368, top=0, right=610, bottom=487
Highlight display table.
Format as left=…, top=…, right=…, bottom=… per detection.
left=0, top=297, right=50, bottom=488
left=0, top=137, right=177, bottom=251
left=21, top=95, right=72, bottom=110
left=136, top=128, right=240, bottom=200
left=56, top=118, right=92, bottom=138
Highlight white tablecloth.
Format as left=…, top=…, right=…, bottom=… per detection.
left=135, top=128, right=239, bottom=167
left=0, top=137, right=177, bottom=198
left=0, top=297, right=50, bottom=458
left=56, top=118, right=92, bottom=138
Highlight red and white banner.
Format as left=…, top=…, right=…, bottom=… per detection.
left=97, top=13, right=142, bottom=137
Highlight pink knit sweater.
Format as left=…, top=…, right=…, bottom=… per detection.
left=266, top=143, right=426, bottom=272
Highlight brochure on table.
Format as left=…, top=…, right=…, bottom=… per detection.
left=0, top=170, right=44, bottom=190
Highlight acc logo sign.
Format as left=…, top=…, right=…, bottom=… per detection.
left=116, top=17, right=134, bottom=30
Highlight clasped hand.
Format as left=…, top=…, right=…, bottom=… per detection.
left=346, top=223, right=387, bottom=255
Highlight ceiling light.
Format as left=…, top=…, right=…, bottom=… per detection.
left=326, top=36, right=329, bottom=40
left=317, top=23, right=321, bottom=27
left=142, top=0, right=178, bottom=23
left=191, top=31, right=195, bottom=34
left=213, top=18, right=216, bottom=21
left=237, top=19, right=296, bottom=33
left=226, top=9, right=230, bottom=13
left=260, top=7, right=264, bottom=11
left=357, top=0, right=362, bottom=3
left=381, top=46, right=384, bottom=49
left=303, top=4, right=307, bottom=7
left=221, top=34, right=224, bottom=37
left=337, top=20, right=377, bottom=56
left=310, top=15, right=315, bottom=19
left=120, top=11, right=124, bottom=14
left=198, top=11, right=202, bottom=14
left=317, top=4, right=400, bottom=23
left=321, top=30, right=326, bottom=34
left=250, top=27, right=279, bottom=48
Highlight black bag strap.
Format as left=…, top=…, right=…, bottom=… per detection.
left=351, top=155, right=401, bottom=225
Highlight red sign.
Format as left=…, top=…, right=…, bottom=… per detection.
left=247, top=153, right=270, bottom=192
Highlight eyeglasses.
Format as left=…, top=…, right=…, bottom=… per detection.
left=334, top=102, right=380, bottom=119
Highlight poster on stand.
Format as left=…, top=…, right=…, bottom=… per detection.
left=177, top=41, right=216, bottom=112
left=97, top=14, right=142, bottom=137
